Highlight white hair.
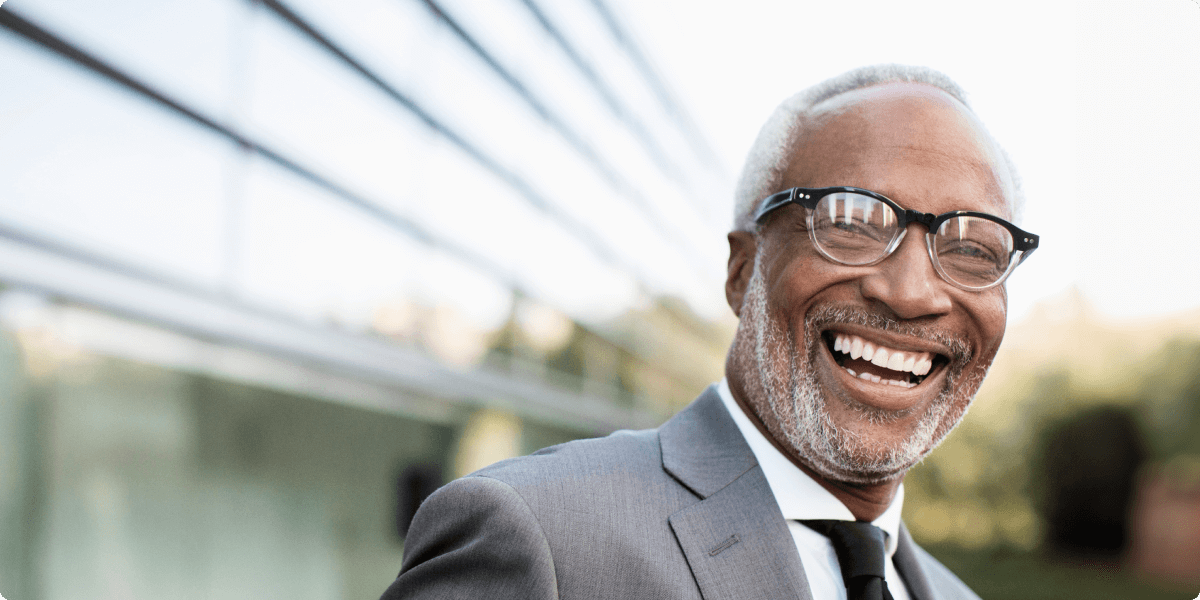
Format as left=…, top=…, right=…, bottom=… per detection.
left=732, top=64, right=1024, bottom=232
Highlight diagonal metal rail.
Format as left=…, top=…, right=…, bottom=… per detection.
left=0, top=4, right=709, bottom=390
left=0, top=6, right=496, bottom=282
left=418, top=0, right=666, bottom=187
left=0, top=216, right=665, bottom=432
left=586, top=0, right=724, bottom=173
left=414, top=0, right=711, bottom=278
left=254, top=0, right=648, bottom=283
left=514, top=0, right=680, bottom=182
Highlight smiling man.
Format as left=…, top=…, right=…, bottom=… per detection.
left=382, top=64, right=1037, bottom=600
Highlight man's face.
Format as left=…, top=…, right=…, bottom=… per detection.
left=726, top=83, right=1012, bottom=485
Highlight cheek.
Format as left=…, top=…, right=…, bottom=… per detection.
left=773, top=251, right=856, bottom=310
left=968, top=289, right=1008, bottom=358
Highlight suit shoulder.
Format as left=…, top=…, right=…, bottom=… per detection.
left=387, top=476, right=558, bottom=599
left=473, top=426, right=664, bottom=486
left=910, top=544, right=982, bottom=600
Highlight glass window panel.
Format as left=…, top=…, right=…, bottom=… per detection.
left=237, top=155, right=433, bottom=329
left=7, top=0, right=247, bottom=122
left=246, top=0, right=713, bottom=308
left=242, top=12, right=443, bottom=215
left=435, top=0, right=613, bottom=128
left=244, top=7, right=582, bottom=231
left=400, top=140, right=639, bottom=320
left=2, top=0, right=713, bottom=326
left=0, top=33, right=234, bottom=288
left=430, top=0, right=678, bottom=210
left=528, top=0, right=702, bottom=176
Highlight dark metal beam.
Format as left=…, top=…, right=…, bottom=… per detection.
left=255, top=0, right=636, bottom=278
left=416, top=0, right=709, bottom=277
left=515, top=0, right=681, bottom=182
left=0, top=6, right=482, bottom=276
left=0, top=4, right=708, bottom=387
left=586, top=0, right=723, bottom=173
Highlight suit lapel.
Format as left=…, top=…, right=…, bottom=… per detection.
left=660, top=387, right=812, bottom=600
left=893, top=523, right=936, bottom=600
left=669, top=466, right=813, bottom=600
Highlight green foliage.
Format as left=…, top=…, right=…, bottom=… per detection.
left=906, top=336, right=1200, bottom=558
left=1138, top=339, right=1200, bottom=457
left=925, top=544, right=1196, bottom=600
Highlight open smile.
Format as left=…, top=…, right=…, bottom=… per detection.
left=821, top=331, right=950, bottom=389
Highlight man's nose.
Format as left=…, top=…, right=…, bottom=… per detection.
left=859, top=225, right=953, bottom=320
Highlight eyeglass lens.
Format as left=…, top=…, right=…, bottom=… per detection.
left=811, top=192, right=1014, bottom=288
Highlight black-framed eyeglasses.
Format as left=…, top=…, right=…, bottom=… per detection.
left=755, top=186, right=1039, bottom=291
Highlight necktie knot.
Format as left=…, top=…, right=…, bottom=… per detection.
left=802, top=520, right=894, bottom=600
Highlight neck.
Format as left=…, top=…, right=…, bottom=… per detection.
left=726, top=373, right=902, bottom=522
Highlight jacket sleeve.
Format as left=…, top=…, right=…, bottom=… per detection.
left=380, top=475, right=559, bottom=600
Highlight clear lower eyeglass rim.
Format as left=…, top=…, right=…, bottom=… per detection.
left=804, top=222, right=1022, bottom=291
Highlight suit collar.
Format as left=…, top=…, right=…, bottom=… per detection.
left=893, top=523, right=936, bottom=600
left=661, top=386, right=813, bottom=600
left=659, top=384, right=758, bottom=498
left=668, top=465, right=813, bottom=600
left=711, top=378, right=908, bottom=557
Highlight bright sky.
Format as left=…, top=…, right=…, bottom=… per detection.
left=614, top=0, right=1200, bottom=322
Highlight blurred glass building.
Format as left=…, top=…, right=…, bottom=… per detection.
left=0, top=0, right=735, bottom=597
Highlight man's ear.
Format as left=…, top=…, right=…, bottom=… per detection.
left=726, top=231, right=757, bottom=318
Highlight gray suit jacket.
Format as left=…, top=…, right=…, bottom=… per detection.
left=382, top=386, right=980, bottom=599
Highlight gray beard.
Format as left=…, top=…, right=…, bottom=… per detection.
left=734, top=256, right=985, bottom=484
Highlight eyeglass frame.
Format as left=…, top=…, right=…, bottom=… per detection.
left=754, top=186, right=1040, bottom=291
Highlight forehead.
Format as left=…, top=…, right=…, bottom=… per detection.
left=783, top=83, right=1014, bottom=218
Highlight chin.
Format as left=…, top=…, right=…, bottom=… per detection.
left=792, top=387, right=973, bottom=486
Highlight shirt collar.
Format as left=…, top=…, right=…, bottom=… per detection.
left=716, top=378, right=905, bottom=556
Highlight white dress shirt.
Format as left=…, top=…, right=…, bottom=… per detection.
left=716, top=379, right=912, bottom=600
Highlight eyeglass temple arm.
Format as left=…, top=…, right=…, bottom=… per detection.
left=754, top=189, right=798, bottom=221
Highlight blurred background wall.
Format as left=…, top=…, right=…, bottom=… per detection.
left=1, top=0, right=1199, bottom=598
left=0, top=0, right=732, bottom=597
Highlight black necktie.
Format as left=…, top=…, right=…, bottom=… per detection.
left=802, top=520, right=895, bottom=600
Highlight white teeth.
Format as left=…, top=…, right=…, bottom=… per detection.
left=831, top=333, right=937, bottom=377
left=844, top=363, right=918, bottom=387
left=914, top=357, right=931, bottom=376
